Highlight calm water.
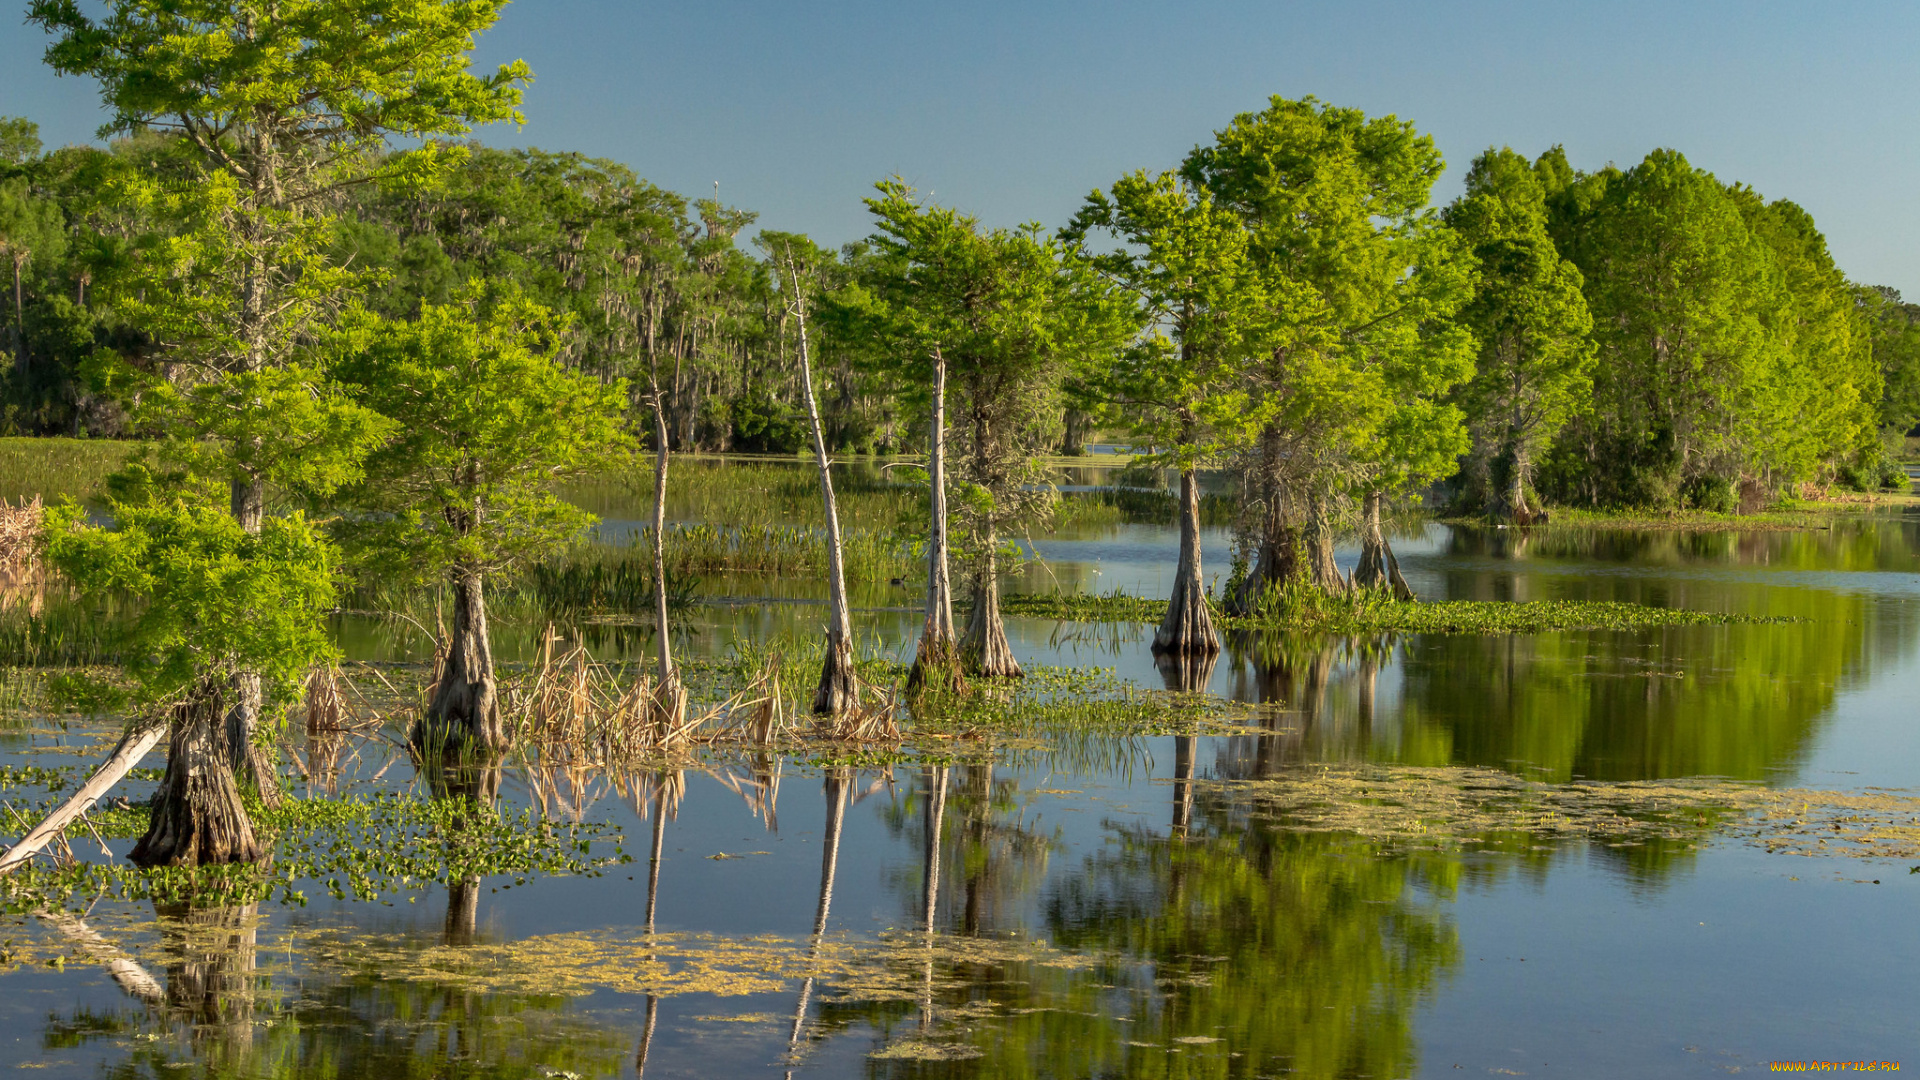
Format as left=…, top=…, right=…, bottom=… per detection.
left=4, top=500, right=1920, bottom=1077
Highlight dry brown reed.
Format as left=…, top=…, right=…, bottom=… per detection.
left=506, top=628, right=878, bottom=768
left=810, top=673, right=902, bottom=742
left=0, top=496, right=43, bottom=575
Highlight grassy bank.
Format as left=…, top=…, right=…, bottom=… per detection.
left=998, top=590, right=1792, bottom=634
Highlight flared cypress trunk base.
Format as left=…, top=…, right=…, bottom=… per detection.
left=1155, top=468, right=1220, bottom=656
left=412, top=571, right=508, bottom=756
left=223, top=672, right=282, bottom=809
left=961, top=574, right=1022, bottom=679
left=131, top=690, right=264, bottom=869
left=1305, top=494, right=1349, bottom=596
left=1351, top=492, right=1415, bottom=600
left=812, top=631, right=859, bottom=717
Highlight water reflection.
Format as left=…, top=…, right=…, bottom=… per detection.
left=10, top=516, right=1920, bottom=1075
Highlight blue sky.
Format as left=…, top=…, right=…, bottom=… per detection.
left=6, top=1, right=1918, bottom=294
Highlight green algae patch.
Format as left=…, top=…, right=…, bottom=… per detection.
left=1203, top=764, right=1920, bottom=860
left=291, top=926, right=1097, bottom=1001
left=1003, top=592, right=1792, bottom=635
left=869, top=1038, right=985, bottom=1061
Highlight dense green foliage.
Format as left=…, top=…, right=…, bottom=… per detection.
left=39, top=499, right=338, bottom=712
left=1, top=94, right=1906, bottom=524
left=1533, top=148, right=1886, bottom=508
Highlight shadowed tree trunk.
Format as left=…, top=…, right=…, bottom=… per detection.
left=131, top=687, right=263, bottom=868
left=414, top=569, right=506, bottom=753
left=1228, top=489, right=1300, bottom=617
left=787, top=259, right=857, bottom=716
left=908, top=348, right=964, bottom=695
left=958, top=371, right=1020, bottom=680
left=1154, top=467, right=1219, bottom=656
left=11, top=250, right=27, bottom=377
left=1351, top=490, right=1415, bottom=600
left=1228, top=424, right=1294, bottom=617
left=224, top=476, right=280, bottom=807
left=1305, top=491, right=1349, bottom=595
left=1061, top=407, right=1089, bottom=456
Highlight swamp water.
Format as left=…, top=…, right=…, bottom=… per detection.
left=3, top=470, right=1919, bottom=1078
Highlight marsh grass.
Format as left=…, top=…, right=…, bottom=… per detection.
left=0, top=438, right=135, bottom=505
left=1000, top=586, right=1792, bottom=634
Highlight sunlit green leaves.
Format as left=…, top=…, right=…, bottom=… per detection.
left=327, top=289, right=634, bottom=585
left=39, top=498, right=339, bottom=711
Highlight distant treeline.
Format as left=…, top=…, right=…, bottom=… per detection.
left=1, top=113, right=1915, bottom=513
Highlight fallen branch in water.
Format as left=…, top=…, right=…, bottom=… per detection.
left=0, top=719, right=165, bottom=876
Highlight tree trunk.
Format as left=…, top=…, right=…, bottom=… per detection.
left=907, top=348, right=963, bottom=695
left=1508, top=443, right=1530, bottom=523
left=1228, top=481, right=1298, bottom=617
left=1353, top=490, right=1385, bottom=587
left=789, top=266, right=857, bottom=716
left=647, top=367, right=685, bottom=727
left=221, top=475, right=279, bottom=803
left=1352, top=490, right=1413, bottom=599
left=1061, top=407, right=1089, bottom=456
left=415, top=570, right=507, bottom=753
left=1153, top=467, right=1218, bottom=656
left=1305, top=491, right=1349, bottom=595
left=1228, top=424, right=1296, bottom=617
left=131, top=688, right=264, bottom=868
left=961, top=534, right=1021, bottom=678
left=222, top=673, right=280, bottom=809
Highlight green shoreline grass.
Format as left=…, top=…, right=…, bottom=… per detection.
left=998, top=591, right=1794, bottom=634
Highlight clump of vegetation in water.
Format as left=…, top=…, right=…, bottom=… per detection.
left=1000, top=588, right=1792, bottom=634
left=0, top=792, right=626, bottom=914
